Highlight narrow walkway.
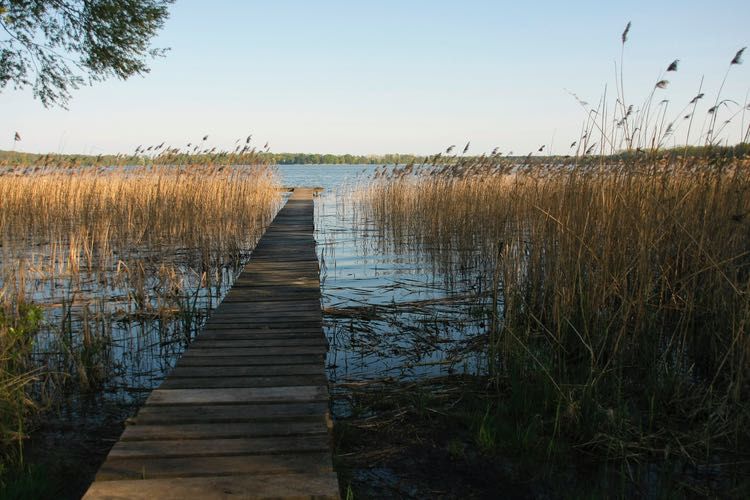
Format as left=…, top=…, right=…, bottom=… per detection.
left=84, top=188, right=339, bottom=499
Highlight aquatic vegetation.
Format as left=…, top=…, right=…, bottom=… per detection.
left=0, top=302, right=43, bottom=454
left=353, top=151, right=750, bottom=493
left=345, top=30, right=750, bottom=495
left=0, top=160, right=282, bottom=482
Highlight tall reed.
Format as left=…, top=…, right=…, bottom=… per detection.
left=355, top=29, right=750, bottom=480
left=357, top=152, right=750, bottom=480
left=0, top=162, right=282, bottom=471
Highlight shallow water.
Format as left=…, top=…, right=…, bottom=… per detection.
left=277, top=165, right=488, bottom=384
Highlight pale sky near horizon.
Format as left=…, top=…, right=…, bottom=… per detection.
left=1, top=0, right=748, bottom=156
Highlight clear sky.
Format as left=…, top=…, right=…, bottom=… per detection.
left=1, top=0, right=748, bottom=156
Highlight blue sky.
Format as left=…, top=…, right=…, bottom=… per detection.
left=2, top=0, right=748, bottom=155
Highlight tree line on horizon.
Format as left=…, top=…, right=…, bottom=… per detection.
left=1, top=144, right=748, bottom=168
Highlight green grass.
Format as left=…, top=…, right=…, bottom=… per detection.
left=0, top=302, right=43, bottom=492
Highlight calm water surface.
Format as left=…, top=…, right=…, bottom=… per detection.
left=281, top=165, right=486, bottom=385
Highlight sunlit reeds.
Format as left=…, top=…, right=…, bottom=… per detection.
left=353, top=32, right=750, bottom=484
left=356, top=151, right=750, bottom=485
left=0, top=161, right=282, bottom=464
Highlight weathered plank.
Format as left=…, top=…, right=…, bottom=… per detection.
left=120, top=420, right=327, bottom=441
left=213, top=302, right=321, bottom=312
left=159, top=374, right=327, bottom=389
left=133, top=402, right=329, bottom=424
left=146, top=386, right=328, bottom=405
left=196, top=330, right=325, bottom=339
left=107, top=435, right=331, bottom=459
left=96, top=453, right=333, bottom=480
left=180, top=346, right=326, bottom=357
left=189, top=338, right=327, bottom=348
left=84, top=473, right=340, bottom=499
left=167, top=365, right=325, bottom=378
left=222, top=293, right=321, bottom=303
left=204, top=314, right=323, bottom=324
left=175, top=355, right=325, bottom=367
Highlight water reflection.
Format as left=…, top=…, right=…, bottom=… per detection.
left=314, top=186, right=489, bottom=386
left=277, top=164, right=490, bottom=382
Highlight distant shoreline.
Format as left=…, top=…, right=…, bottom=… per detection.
left=2, top=143, right=748, bottom=167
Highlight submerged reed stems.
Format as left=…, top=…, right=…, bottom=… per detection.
left=0, top=162, right=282, bottom=471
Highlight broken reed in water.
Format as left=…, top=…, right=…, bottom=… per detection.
left=356, top=154, right=750, bottom=471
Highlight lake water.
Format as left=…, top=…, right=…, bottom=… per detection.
left=279, top=165, right=487, bottom=385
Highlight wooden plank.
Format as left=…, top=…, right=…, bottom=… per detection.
left=229, top=275, right=319, bottom=283
left=268, top=223, right=314, bottom=227
left=242, top=257, right=318, bottom=263
left=159, top=374, right=327, bottom=389
left=201, top=324, right=322, bottom=332
left=264, top=220, right=313, bottom=224
left=223, top=285, right=319, bottom=293
left=176, top=355, right=324, bottom=367
left=229, top=281, right=320, bottom=289
left=199, top=324, right=322, bottom=332
left=84, top=472, right=340, bottom=499
left=145, top=386, right=328, bottom=405
left=134, top=402, right=329, bottom=424
left=248, top=250, right=317, bottom=256
left=200, top=323, right=322, bottom=331
left=239, top=260, right=318, bottom=266
left=120, top=420, right=327, bottom=441
left=222, top=289, right=320, bottom=297
left=214, top=302, right=321, bottom=311
left=167, top=365, right=325, bottom=378
left=189, top=339, right=326, bottom=348
left=205, top=311, right=322, bottom=320
left=180, top=347, right=326, bottom=357
left=204, top=303, right=320, bottom=313
left=247, top=251, right=317, bottom=257
left=206, top=311, right=321, bottom=319
left=207, top=314, right=323, bottom=322
left=108, top=435, right=331, bottom=458
left=203, top=320, right=322, bottom=329
left=258, top=235, right=314, bottom=240
left=209, top=309, right=320, bottom=317
left=254, top=243, right=316, bottom=248
left=221, top=295, right=321, bottom=303
left=249, top=245, right=316, bottom=251
left=250, top=247, right=317, bottom=253
left=226, top=282, right=319, bottom=289
left=221, top=282, right=319, bottom=290
left=205, top=314, right=322, bottom=321
left=236, top=264, right=319, bottom=271
left=96, top=453, right=333, bottom=480
left=204, top=316, right=322, bottom=324
left=196, top=330, right=324, bottom=339
left=195, top=332, right=324, bottom=339
left=202, top=323, right=322, bottom=331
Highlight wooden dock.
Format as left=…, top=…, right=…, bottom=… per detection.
left=84, top=188, right=339, bottom=499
